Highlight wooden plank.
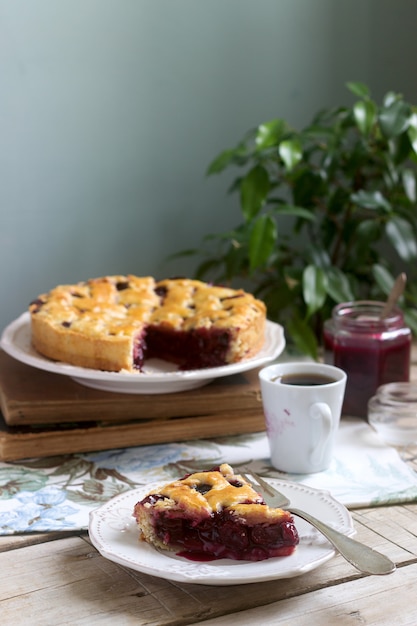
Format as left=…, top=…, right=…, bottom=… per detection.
left=354, top=504, right=417, bottom=546
left=201, top=562, right=417, bottom=625
left=0, top=531, right=83, bottom=553
left=0, top=408, right=265, bottom=461
left=0, top=349, right=262, bottom=425
left=0, top=536, right=177, bottom=626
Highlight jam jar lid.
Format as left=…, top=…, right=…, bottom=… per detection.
left=368, top=382, right=417, bottom=447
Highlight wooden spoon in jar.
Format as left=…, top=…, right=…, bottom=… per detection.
left=380, top=273, right=407, bottom=319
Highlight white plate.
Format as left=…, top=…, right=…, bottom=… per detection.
left=0, top=313, right=285, bottom=394
left=88, top=479, right=354, bottom=585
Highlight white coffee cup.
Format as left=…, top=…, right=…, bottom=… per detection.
left=259, top=362, right=347, bottom=473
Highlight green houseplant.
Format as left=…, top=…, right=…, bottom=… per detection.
left=183, top=82, right=417, bottom=357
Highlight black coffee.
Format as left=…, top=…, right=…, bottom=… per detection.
left=278, top=373, right=336, bottom=386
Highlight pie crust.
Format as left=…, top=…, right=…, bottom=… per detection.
left=133, top=464, right=299, bottom=561
left=29, top=275, right=266, bottom=372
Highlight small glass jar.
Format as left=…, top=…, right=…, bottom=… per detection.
left=368, top=383, right=417, bottom=447
left=323, top=301, right=411, bottom=418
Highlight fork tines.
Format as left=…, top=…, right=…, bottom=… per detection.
left=242, top=469, right=274, bottom=497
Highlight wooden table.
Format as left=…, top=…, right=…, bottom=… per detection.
left=1, top=447, right=416, bottom=626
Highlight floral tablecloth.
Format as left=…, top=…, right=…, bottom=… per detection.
left=0, top=417, right=416, bottom=535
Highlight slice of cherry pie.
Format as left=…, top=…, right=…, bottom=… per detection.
left=133, top=464, right=299, bottom=562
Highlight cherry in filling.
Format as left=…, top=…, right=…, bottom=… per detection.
left=133, top=326, right=232, bottom=370
left=141, top=496, right=299, bottom=561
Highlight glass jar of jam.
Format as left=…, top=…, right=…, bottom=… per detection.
left=323, top=301, right=411, bottom=418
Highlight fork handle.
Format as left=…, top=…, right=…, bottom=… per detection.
left=288, top=507, right=396, bottom=575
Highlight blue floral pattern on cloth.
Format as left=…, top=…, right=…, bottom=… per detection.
left=0, top=419, right=416, bottom=534
left=82, top=443, right=189, bottom=473
left=0, top=486, right=79, bottom=532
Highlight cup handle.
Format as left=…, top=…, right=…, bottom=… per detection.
left=309, top=402, right=333, bottom=466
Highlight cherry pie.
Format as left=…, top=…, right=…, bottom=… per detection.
left=29, top=275, right=266, bottom=372
left=133, top=464, right=299, bottom=561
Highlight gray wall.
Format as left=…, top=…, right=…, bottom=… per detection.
left=1, top=0, right=417, bottom=332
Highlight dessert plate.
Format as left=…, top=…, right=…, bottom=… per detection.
left=0, top=313, right=285, bottom=394
left=89, top=479, right=354, bottom=585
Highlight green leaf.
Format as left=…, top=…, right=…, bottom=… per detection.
left=404, top=308, right=417, bottom=336
left=408, top=126, right=417, bottom=156
left=272, top=203, right=316, bottom=222
left=302, top=265, right=327, bottom=317
left=383, top=91, right=398, bottom=108
left=372, top=264, right=395, bottom=296
left=255, top=119, right=287, bottom=149
left=309, top=245, right=331, bottom=268
left=224, top=243, right=249, bottom=280
left=351, top=190, right=391, bottom=211
left=379, top=100, right=410, bottom=137
left=166, top=247, right=199, bottom=261
left=248, top=214, right=277, bottom=271
left=402, top=169, right=416, bottom=203
left=353, top=99, right=377, bottom=134
left=292, top=170, right=325, bottom=207
left=355, top=218, right=382, bottom=240
left=407, top=113, right=417, bottom=154
left=279, top=138, right=303, bottom=171
left=195, top=258, right=224, bottom=281
left=346, top=81, right=370, bottom=99
left=206, top=148, right=236, bottom=175
left=388, top=132, right=414, bottom=166
left=240, top=165, right=270, bottom=221
left=385, top=216, right=417, bottom=262
left=286, top=315, right=318, bottom=360
left=325, top=267, right=355, bottom=302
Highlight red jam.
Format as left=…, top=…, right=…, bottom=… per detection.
left=323, top=301, right=411, bottom=418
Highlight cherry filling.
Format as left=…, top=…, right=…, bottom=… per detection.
left=116, top=280, right=130, bottom=291
left=154, top=285, right=168, bottom=300
left=133, top=326, right=232, bottom=370
left=29, top=298, right=45, bottom=313
left=144, top=504, right=299, bottom=562
left=133, top=331, right=147, bottom=370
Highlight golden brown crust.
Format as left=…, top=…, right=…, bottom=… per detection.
left=29, top=275, right=266, bottom=372
left=137, top=463, right=262, bottom=517
left=30, top=314, right=136, bottom=371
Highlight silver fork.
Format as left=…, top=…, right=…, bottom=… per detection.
left=243, top=471, right=396, bottom=576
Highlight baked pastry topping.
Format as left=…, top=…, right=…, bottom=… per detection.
left=133, top=464, right=299, bottom=561
left=29, top=275, right=266, bottom=372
